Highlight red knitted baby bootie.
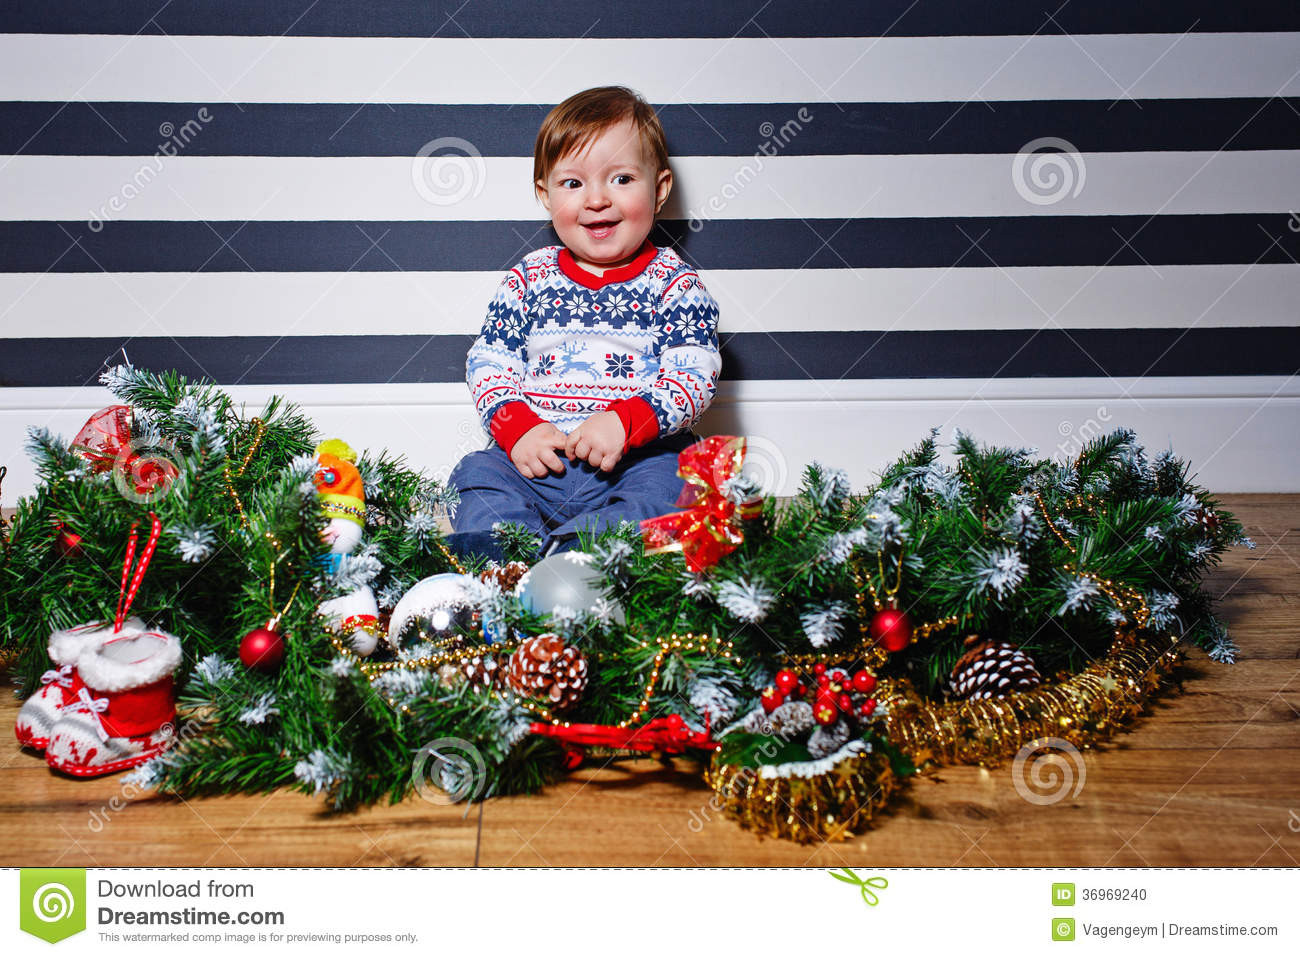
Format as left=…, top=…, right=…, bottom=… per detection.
left=15, top=617, right=144, bottom=750
left=45, top=628, right=182, bottom=778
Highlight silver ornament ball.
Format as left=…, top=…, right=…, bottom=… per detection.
left=515, top=551, right=624, bottom=625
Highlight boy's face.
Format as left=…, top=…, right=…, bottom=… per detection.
left=535, top=117, right=672, bottom=274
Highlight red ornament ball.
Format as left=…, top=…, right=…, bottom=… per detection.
left=812, top=662, right=826, bottom=676
left=239, top=627, right=285, bottom=673
left=760, top=686, right=784, bottom=713
left=870, top=608, right=914, bottom=652
left=851, top=670, right=877, bottom=694
left=774, top=669, right=799, bottom=694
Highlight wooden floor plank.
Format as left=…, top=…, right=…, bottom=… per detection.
left=2, top=493, right=1298, bottom=865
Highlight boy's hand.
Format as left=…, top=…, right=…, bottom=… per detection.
left=565, top=411, right=626, bottom=472
left=510, top=423, right=568, bottom=478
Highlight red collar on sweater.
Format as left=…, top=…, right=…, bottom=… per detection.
left=557, top=240, right=658, bottom=290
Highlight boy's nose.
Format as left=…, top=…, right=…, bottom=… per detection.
left=585, top=185, right=611, bottom=209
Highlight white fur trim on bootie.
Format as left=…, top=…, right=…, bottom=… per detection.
left=76, top=629, right=182, bottom=693
left=48, top=617, right=144, bottom=666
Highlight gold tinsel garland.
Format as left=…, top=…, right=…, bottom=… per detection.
left=706, top=628, right=1180, bottom=843
left=704, top=744, right=903, bottom=845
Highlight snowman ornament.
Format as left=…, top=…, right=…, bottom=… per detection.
left=312, top=439, right=381, bottom=656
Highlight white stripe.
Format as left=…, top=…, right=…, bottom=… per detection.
left=2, top=377, right=1296, bottom=495
left=1, top=265, right=1296, bottom=338
left=2, top=34, right=1298, bottom=103
left=3, top=152, right=1297, bottom=222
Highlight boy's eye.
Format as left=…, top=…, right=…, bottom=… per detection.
left=560, top=178, right=580, bottom=189
left=614, top=174, right=634, bottom=185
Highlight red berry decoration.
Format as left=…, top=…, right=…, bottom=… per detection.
left=812, top=662, right=826, bottom=676
left=860, top=698, right=877, bottom=717
left=816, top=673, right=830, bottom=688
left=837, top=692, right=853, bottom=713
left=795, top=682, right=808, bottom=699
left=760, top=686, right=785, bottom=713
left=870, top=607, right=914, bottom=652
left=774, top=669, right=799, bottom=694
left=239, top=625, right=285, bottom=673
left=851, top=670, right=877, bottom=694
left=814, top=700, right=838, bottom=725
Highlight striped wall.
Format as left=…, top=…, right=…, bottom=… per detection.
left=2, top=3, right=1299, bottom=498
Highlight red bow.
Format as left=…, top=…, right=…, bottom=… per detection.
left=71, top=405, right=177, bottom=496
left=71, top=405, right=133, bottom=472
left=639, top=435, right=759, bottom=572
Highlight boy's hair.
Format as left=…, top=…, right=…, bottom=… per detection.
left=533, top=86, right=669, bottom=186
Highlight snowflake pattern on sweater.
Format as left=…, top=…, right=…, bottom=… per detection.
left=467, top=243, right=721, bottom=436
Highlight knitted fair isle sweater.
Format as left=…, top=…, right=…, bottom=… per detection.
left=467, top=240, right=721, bottom=455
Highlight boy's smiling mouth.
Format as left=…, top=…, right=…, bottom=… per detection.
left=581, top=220, right=619, bottom=238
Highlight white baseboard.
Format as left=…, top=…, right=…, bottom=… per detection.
left=1, top=377, right=1297, bottom=499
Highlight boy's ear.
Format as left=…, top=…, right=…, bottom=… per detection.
left=653, top=167, right=673, bottom=214
left=535, top=178, right=552, bottom=213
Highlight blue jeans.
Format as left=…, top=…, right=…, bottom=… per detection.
left=446, top=433, right=694, bottom=562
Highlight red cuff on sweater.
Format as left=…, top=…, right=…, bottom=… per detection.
left=489, top=402, right=547, bottom=456
left=606, top=397, right=661, bottom=454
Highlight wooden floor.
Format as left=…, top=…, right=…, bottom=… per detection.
left=2, top=494, right=1298, bottom=867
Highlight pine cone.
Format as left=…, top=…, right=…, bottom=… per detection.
left=506, top=633, right=588, bottom=712
left=462, top=651, right=505, bottom=693
left=949, top=635, right=1042, bottom=700
left=807, top=719, right=852, bottom=759
left=480, top=560, right=530, bottom=593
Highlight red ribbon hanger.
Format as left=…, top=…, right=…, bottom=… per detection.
left=115, top=512, right=162, bottom=632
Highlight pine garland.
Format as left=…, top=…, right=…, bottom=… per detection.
left=0, top=367, right=1250, bottom=814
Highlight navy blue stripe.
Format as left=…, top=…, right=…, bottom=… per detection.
left=2, top=216, right=1296, bottom=272
left=4, top=99, right=1298, bottom=157
left=2, top=328, right=1296, bottom=388
left=7, top=1, right=1299, bottom=37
